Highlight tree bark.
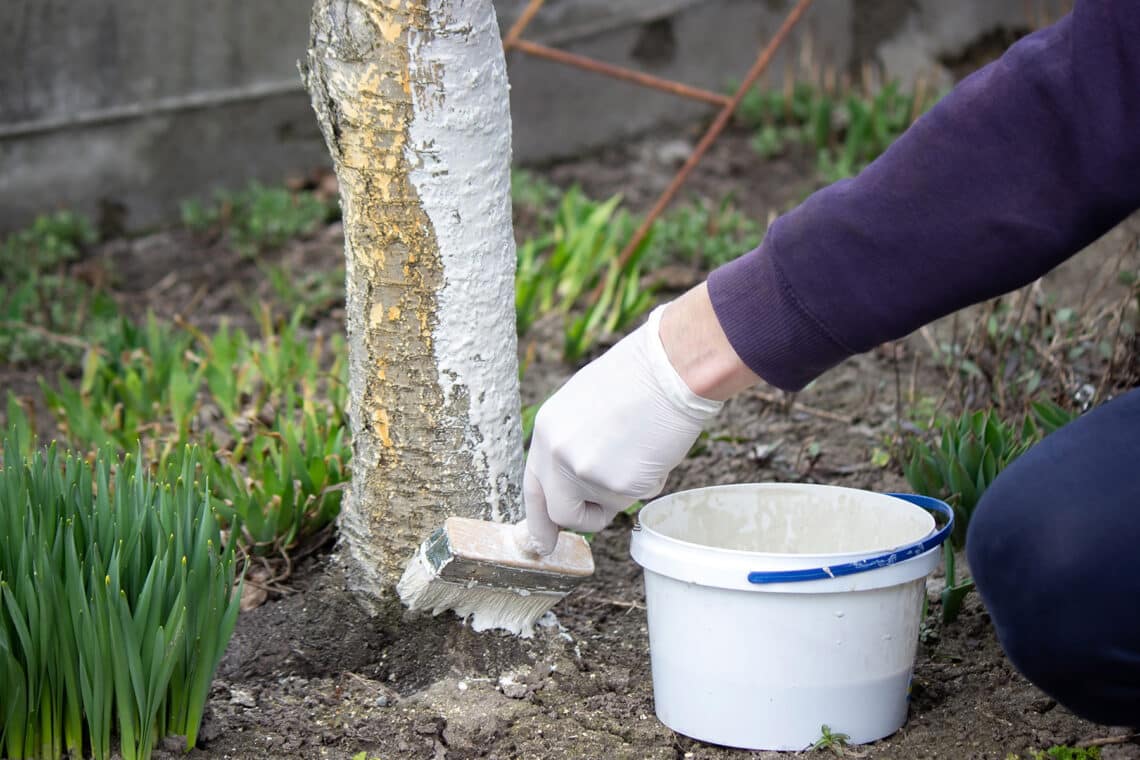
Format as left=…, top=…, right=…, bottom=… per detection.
left=301, top=0, right=523, bottom=600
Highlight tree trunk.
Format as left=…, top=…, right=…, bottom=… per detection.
left=301, top=0, right=523, bottom=600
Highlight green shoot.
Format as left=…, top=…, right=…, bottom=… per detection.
left=511, top=169, right=562, bottom=223
left=647, top=195, right=764, bottom=270
left=0, top=211, right=120, bottom=366
left=514, top=187, right=655, bottom=362
left=37, top=305, right=351, bottom=560
left=180, top=182, right=334, bottom=258
left=812, top=724, right=852, bottom=755
left=902, top=402, right=1076, bottom=621
left=1021, top=746, right=1102, bottom=760
left=735, top=79, right=943, bottom=182
left=0, top=437, right=240, bottom=760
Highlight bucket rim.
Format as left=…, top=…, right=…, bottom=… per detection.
left=635, top=482, right=938, bottom=562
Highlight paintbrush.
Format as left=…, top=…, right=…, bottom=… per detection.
left=396, top=518, right=594, bottom=637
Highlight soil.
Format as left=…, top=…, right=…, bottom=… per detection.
left=4, top=121, right=1140, bottom=760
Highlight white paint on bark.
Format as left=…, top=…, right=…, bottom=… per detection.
left=406, top=0, right=524, bottom=523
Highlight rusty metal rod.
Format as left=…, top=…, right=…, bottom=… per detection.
left=511, top=39, right=733, bottom=108
left=591, top=0, right=815, bottom=305
left=503, top=0, right=546, bottom=50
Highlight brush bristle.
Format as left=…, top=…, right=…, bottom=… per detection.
left=397, top=553, right=565, bottom=637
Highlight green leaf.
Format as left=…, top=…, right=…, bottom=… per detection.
left=941, top=578, right=975, bottom=623
left=0, top=440, right=240, bottom=759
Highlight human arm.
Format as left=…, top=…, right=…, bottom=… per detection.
left=522, top=0, right=1140, bottom=551
left=709, top=0, right=1140, bottom=390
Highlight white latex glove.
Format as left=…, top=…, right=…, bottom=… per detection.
left=521, top=304, right=723, bottom=555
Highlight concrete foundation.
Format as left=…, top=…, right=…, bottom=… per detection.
left=0, top=0, right=1046, bottom=233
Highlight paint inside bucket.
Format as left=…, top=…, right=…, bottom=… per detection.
left=630, top=483, right=951, bottom=751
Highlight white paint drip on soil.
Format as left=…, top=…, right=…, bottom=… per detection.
left=406, top=0, right=524, bottom=523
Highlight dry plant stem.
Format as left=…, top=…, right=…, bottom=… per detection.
left=575, top=588, right=646, bottom=611
left=1078, top=240, right=1132, bottom=316
left=909, top=73, right=929, bottom=124
left=0, top=320, right=104, bottom=353
left=143, top=270, right=180, bottom=299
left=511, top=40, right=732, bottom=107
left=918, top=325, right=941, bottom=362
left=752, top=389, right=854, bottom=425
left=590, top=0, right=815, bottom=305
left=908, top=353, right=919, bottom=406
left=1077, top=733, right=1140, bottom=748
left=861, top=61, right=874, bottom=97
left=782, top=56, right=795, bottom=123
left=1093, top=286, right=1136, bottom=403
left=893, top=342, right=904, bottom=438
left=931, top=306, right=985, bottom=419
left=184, top=282, right=210, bottom=315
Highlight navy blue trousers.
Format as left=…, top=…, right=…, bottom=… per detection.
left=967, top=387, right=1140, bottom=727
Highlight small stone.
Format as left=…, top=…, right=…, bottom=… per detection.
left=498, top=673, right=529, bottom=700
left=229, top=688, right=257, bottom=708
left=197, top=714, right=222, bottom=744
left=655, top=138, right=693, bottom=166
left=160, top=735, right=187, bottom=752
left=604, top=667, right=631, bottom=692
left=376, top=693, right=391, bottom=707
left=414, top=718, right=443, bottom=736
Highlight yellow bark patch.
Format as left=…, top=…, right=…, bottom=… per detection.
left=377, top=17, right=402, bottom=44
left=372, top=407, right=393, bottom=448
left=388, top=306, right=402, bottom=321
left=370, top=301, right=386, bottom=327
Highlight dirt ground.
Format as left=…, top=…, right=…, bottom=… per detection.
left=5, top=122, right=1140, bottom=760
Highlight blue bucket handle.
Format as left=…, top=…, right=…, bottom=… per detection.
left=746, top=493, right=954, bottom=585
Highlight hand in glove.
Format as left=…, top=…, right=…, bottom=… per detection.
left=520, top=303, right=724, bottom=555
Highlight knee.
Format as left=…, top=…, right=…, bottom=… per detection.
left=965, top=456, right=1078, bottom=678
left=962, top=392, right=1140, bottom=724
left=964, top=460, right=1041, bottom=609
left=964, top=454, right=1138, bottom=725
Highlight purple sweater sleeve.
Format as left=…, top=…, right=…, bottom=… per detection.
left=707, top=0, right=1140, bottom=392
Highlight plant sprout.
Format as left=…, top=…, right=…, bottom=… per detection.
left=0, top=436, right=240, bottom=760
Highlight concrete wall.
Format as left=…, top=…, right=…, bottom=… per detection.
left=1, top=0, right=327, bottom=234
left=0, top=0, right=1044, bottom=234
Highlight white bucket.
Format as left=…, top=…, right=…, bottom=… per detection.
left=629, top=483, right=952, bottom=751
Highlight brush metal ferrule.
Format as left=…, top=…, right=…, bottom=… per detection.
left=421, top=524, right=585, bottom=595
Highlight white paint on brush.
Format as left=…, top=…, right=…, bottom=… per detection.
left=406, top=0, right=523, bottom=523
left=397, top=554, right=564, bottom=637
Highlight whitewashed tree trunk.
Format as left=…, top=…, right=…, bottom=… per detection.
left=302, top=0, right=523, bottom=599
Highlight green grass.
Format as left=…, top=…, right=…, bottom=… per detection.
left=262, top=261, right=345, bottom=322
left=511, top=169, right=562, bottom=223
left=181, top=181, right=337, bottom=258
left=0, top=211, right=120, bottom=366
left=515, top=187, right=655, bottom=363
left=513, top=179, right=767, bottom=362
left=646, top=195, right=764, bottom=269
left=811, top=724, right=851, bottom=754
left=35, top=305, right=350, bottom=558
left=0, top=438, right=240, bottom=760
left=736, top=80, right=942, bottom=182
